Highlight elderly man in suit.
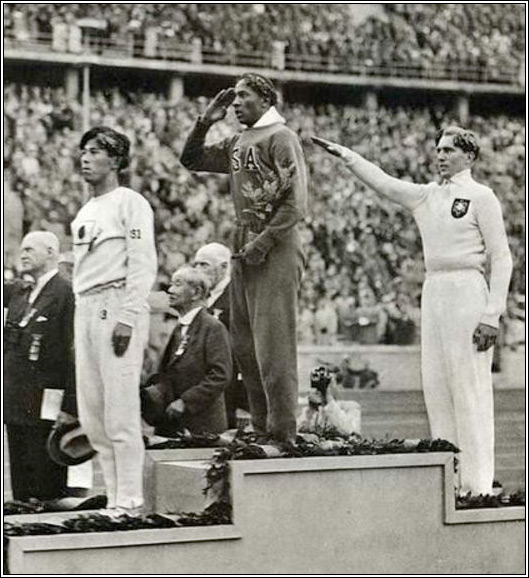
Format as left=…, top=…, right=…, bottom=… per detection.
left=193, top=242, right=249, bottom=429
left=193, top=243, right=231, bottom=326
left=141, top=266, right=232, bottom=436
left=4, top=231, right=76, bottom=502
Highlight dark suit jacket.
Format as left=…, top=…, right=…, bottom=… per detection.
left=208, top=284, right=230, bottom=329
left=3, top=274, right=76, bottom=425
left=152, top=308, right=232, bottom=435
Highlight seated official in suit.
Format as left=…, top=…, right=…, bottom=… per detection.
left=141, top=266, right=232, bottom=436
left=193, top=242, right=249, bottom=429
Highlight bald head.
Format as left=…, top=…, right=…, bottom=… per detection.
left=19, top=231, right=61, bottom=278
left=23, top=231, right=60, bottom=253
left=193, top=243, right=231, bottom=288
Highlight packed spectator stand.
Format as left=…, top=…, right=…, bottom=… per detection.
left=4, top=82, right=525, bottom=345
left=4, top=3, right=525, bottom=84
left=3, top=3, right=526, bottom=347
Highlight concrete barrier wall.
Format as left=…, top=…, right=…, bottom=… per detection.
left=146, top=312, right=524, bottom=392
left=298, top=344, right=421, bottom=392
left=297, top=344, right=525, bottom=391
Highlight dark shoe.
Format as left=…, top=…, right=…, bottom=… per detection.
left=47, top=494, right=107, bottom=512
left=253, top=434, right=272, bottom=445
left=65, top=487, right=90, bottom=498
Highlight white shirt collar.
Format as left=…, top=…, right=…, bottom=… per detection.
left=252, top=106, right=286, bottom=129
left=208, top=276, right=230, bottom=308
left=178, top=305, right=203, bottom=327
left=448, top=168, right=473, bottom=186
left=29, top=269, right=58, bottom=304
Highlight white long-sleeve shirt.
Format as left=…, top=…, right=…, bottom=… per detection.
left=71, top=186, right=158, bottom=327
left=344, top=154, right=513, bottom=327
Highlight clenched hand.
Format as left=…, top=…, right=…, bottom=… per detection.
left=112, top=322, right=132, bottom=357
left=472, top=322, right=498, bottom=352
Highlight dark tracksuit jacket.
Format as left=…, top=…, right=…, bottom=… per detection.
left=181, top=113, right=308, bottom=441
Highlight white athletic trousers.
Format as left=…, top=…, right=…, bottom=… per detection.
left=75, top=286, right=149, bottom=508
left=421, top=270, right=494, bottom=496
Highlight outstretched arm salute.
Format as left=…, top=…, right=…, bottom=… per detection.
left=312, top=136, right=429, bottom=211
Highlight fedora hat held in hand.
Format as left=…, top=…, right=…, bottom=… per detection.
left=47, top=420, right=97, bottom=467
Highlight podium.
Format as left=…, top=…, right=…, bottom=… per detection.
left=5, top=449, right=525, bottom=574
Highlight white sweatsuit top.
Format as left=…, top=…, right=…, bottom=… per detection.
left=71, top=186, right=158, bottom=327
left=344, top=155, right=513, bottom=328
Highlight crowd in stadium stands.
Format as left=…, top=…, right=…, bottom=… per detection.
left=4, top=4, right=524, bottom=82
left=4, top=82, right=525, bottom=347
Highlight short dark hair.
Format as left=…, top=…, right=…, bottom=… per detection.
left=237, top=73, right=278, bottom=106
left=435, top=126, right=480, bottom=160
left=79, top=126, right=131, bottom=171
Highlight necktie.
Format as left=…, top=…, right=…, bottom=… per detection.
left=19, top=282, right=36, bottom=325
left=169, top=322, right=183, bottom=356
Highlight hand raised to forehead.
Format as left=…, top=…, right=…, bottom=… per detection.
left=216, top=87, right=236, bottom=107
left=203, top=88, right=236, bottom=125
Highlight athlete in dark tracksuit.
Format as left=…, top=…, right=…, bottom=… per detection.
left=181, top=73, right=308, bottom=443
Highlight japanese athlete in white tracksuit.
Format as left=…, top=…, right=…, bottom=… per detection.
left=72, top=127, right=157, bottom=511
left=313, top=127, right=513, bottom=496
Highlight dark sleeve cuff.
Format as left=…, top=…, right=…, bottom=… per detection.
left=61, top=392, right=78, bottom=417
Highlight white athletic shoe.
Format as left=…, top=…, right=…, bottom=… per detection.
left=109, top=505, right=146, bottom=518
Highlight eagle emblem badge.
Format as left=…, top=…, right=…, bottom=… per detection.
left=451, top=198, right=471, bottom=219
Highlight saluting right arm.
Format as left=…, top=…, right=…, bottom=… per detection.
left=180, top=88, right=236, bottom=174
left=312, top=136, right=427, bottom=211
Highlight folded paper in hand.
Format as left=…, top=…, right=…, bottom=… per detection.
left=40, top=388, right=64, bottom=421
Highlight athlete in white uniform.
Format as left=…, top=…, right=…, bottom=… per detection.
left=313, top=126, right=513, bottom=496
left=72, top=127, right=157, bottom=513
